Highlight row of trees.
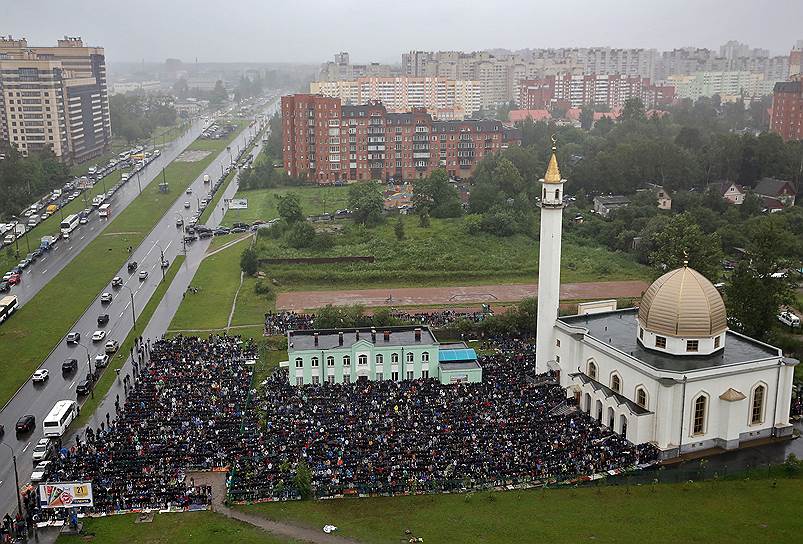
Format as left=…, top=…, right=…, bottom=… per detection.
left=109, top=94, right=178, bottom=144
left=0, top=145, right=70, bottom=220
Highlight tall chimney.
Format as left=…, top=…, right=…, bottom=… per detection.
left=384, top=330, right=390, bottom=342
left=355, top=329, right=360, bottom=340
left=414, top=328, right=421, bottom=341
left=314, top=332, right=319, bottom=346
left=371, top=328, right=376, bottom=342
left=338, top=331, right=343, bottom=346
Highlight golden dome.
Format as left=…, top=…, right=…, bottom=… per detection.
left=638, top=266, right=727, bottom=338
left=543, top=148, right=562, bottom=184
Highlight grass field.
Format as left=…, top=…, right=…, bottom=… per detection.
left=74, top=255, right=185, bottom=426
left=240, top=477, right=803, bottom=544
left=252, top=215, right=650, bottom=290
left=0, top=123, right=246, bottom=407
left=55, top=511, right=296, bottom=544
left=220, top=185, right=350, bottom=227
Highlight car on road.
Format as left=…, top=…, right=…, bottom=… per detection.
left=111, top=276, right=123, bottom=288
left=105, top=340, right=119, bottom=354
left=127, top=261, right=138, bottom=272
left=97, top=314, right=110, bottom=326
left=30, top=460, right=52, bottom=483
left=76, top=379, right=92, bottom=396
left=139, top=270, right=148, bottom=280
left=92, top=330, right=106, bottom=342
left=161, top=259, right=169, bottom=269
left=17, top=258, right=31, bottom=269
left=94, top=353, right=109, bottom=368
left=186, top=188, right=192, bottom=194
left=183, top=234, right=197, bottom=243
left=176, top=217, right=184, bottom=227
left=230, top=226, right=247, bottom=234
left=66, top=331, right=81, bottom=344
left=61, top=358, right=78, bottom=373
left=32, top=369, right=49, bottom=383
left=15, top=414, right=35, bottom=434
left=0, top=281, right=9, bottom=293
left=213, top=228, right=229, bottom=236
left=184, top=201, right=191, bottom=209
left=100, top=292, right=113, bottom=304
left=7, top=273, right=21, bottom=286
left=79, top=216, right=88, bottom=225
left=31, top=438, right=54, bottom=462
left=198, top=230, right=213, bottom=239
left=778, top=310, right=801, bottom=328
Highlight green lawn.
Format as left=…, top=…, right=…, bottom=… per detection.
left=240, top=477, right=803, bottom=544
left=220, top=185, right=350, bottom=227
left=0, top=122, right=247, bottom=406
left=251, top=216, right=650, bottom=290
left=56, top=511, right=296, bottom=544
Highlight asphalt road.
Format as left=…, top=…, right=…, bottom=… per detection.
left=9, top=121, right=206, bottom=307
left=0, top=96, right=279, bottom=517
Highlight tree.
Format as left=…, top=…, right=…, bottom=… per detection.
left=418, top=210, right=430, bottom=228
left=620, top=97, right=646, bottom=123
left=579, top=105, right=595, bottom=130
left=240, top=247, right=258, bottom=276
left=172, top=78, right=189, bottom=100
left=276, top=193, right=304, bottom=224
left=285, top=221, right=316, bottom=249
left=647, top=213, right=723, bottom=282
left=294, top=459, right=312, bottom=500
left=209, top=80, right=228, bottom=106
left=394, top=216, right=405, bottom=240
left=412, top=169, right=462, bottom=217
left=348, top=181, right=384, bottom=226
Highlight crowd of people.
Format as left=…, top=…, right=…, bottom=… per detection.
left=229, top=341, right=659, bottom=502
left=39, top=335, right=255, bottom=514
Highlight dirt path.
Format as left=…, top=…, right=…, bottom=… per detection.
left=277, top=280, right=649, bottom=311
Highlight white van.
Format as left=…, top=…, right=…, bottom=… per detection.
left=43, top=400, right=78, bottom=437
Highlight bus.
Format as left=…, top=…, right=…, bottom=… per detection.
left=60, top=214, right=80, bottom=235
left=98, top=203, right=111, bottom=218
left=43, top=400, right=78, bottom=437
left=0, top=295, right=18, bottom=324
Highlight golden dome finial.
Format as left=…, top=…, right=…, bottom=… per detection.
left=543, top=135, right=562, bottom=184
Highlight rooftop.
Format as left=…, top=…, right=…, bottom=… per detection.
left=559, top=309, right=779, bottom=373
left=289, top=325, right=438, bottom=351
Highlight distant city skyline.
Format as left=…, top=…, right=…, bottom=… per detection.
left=3, top=0, right=803, bottom=64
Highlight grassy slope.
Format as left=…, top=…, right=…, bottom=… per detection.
left=0, top=124, right=246, bottom=406
left=56, top=511, right=296, bottom=544
left=241, top=477, right=803, bottom=544
left=220, top=186, right=350, bottom=227
left=254, top=216, right=650, bottom=289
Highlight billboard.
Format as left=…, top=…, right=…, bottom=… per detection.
left=38, top=482, right=93, bottom=509
left=228, top=198, right=248, bottom=210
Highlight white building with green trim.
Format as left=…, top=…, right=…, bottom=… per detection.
left=287, top=326, right=481, bottom=385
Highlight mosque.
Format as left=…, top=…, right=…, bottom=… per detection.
left=536, top=144, right=798, bottom=459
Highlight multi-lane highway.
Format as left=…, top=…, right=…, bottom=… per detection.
left=0, top=96, right=279, bottom=518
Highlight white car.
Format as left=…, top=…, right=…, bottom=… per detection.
left=100, top=292, right=113, bottom=304
left=32, top=369, right=49, bottom=383
left=30, top=461, right=52, bottom=483
left=94, top=353, right=110, bottom=368
left=31, top=439, right=52, bottom=462
left=778, top=311, right=801, bottom=328
left=184, top=201, right=191, bottom=209
left=105, top=340, right=119, bottom=354
left=92, top=330, right=106, bottom=342
left=139, top=270, right=148, bottom=280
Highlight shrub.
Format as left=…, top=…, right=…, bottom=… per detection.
left=240, top=247, right=258, bottom=276
left=285, top=222, right=316, bottom=249
left=254, top=279, right=274, bottom=299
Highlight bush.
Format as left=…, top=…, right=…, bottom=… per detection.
left=254, top=279, right=274, bottom=299
left=294, top=459, right=313, bottom=500
left=310, top=232, right=335, bottom=252
left=463, top=214, right=483, bottom=235
left=240, top=246, right=258, bottom=276
left=285, top=222, right=316, bottom=249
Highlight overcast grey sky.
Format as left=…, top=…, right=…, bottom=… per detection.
left=4, top=0, right=802, bottom=64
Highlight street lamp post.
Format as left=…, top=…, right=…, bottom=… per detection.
left=122, top=285, right=137, bottom=332
left=78, top=342, right=95, bottom=398
left=154, top=242, right=166, bottom=282
left=0, top=442, right=23, bottom=516
left=136, top=171, right=142, bottom=194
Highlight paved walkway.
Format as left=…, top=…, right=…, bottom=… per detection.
left=277, top=280, right=650, bottom=311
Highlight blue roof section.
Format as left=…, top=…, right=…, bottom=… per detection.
left=438, top=348, right=477, bottom=362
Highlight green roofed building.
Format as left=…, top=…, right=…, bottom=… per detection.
left=286, top=326, right=482, bottom=385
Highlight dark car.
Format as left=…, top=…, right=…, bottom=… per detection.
left=232, top=222, right=248, bottom=230
left=76, top=380, right=92, bottom=396
left=15, top=414, right=35, bottom=434
left=0, top=424, right=4, bottom=438
left=127, top=261, right=138, bottom=272
left=183, top=234, right=198, bottom=243
left=62, top=358, right=78, bottom=373
left=97, top=314, right=110, bottom=326
left=230, top=226, right=247, bottom=234
left=213, top=228, right=230, bottom=236
left=0, top=281, right=9, bottom=293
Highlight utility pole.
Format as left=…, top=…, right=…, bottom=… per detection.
left=0, top=443, right=22, bottom=516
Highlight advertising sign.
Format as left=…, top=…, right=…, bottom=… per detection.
left=38, top=482, right=93, bottom=509
left=229, top=198, right=248, bottom=209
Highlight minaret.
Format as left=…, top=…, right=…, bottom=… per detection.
left=535, top=140, right=566, bottom=375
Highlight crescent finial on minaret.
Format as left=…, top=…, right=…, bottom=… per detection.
left=544, top=136, right=562, bottom=184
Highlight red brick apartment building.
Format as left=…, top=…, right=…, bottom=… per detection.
left=517, top=74, right=675, bottom=110
left=770, top=76, right=803, bottom=141
left=282, top=94, right=520, bottom=182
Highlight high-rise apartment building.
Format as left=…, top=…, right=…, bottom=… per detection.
left=310, top=76, right=481, bottom=119
left=318, top=52, right=395, bottom=82
left=668, top=71, right=778, bottom=102
left=0, top=35, right=111, bottom=164
left=517, top=74, right=675, bottom=109
left=770, top=75, right=803, bottom=141
left=790, top=41, right=803, bottom=77
left=281, top=94, right=518, bottom=183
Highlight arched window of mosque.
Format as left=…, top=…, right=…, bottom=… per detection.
left=611, top=374, right=621, bottom=393
left=751, top=384, right=766, bottom=425
left=692, top=395, right=707, bottom=435
left=406, top=352, right=414, bottom=363
left=295, top=357, right=303, bottom=368
left=636, top=387, right=647, bottom=408
left=543, top=188, right=546, bottom=200
left=554, top=188, right=560, bottom=200
left=326, top=356, right=335, bottom=367
left=422, top=352, right=429, bottom=362
left=311, top=357, right=319, bottom=367
left=358, top=354, right=368, bottom=365
left=391, top=353, right=399, bottom=364
left=587, top=361, right=597, bottom=380
left=343, top=355, right=351, bottom=366
left=376, top=354, right=383, bottom=365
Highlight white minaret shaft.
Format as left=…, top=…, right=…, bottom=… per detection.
left=535, top=146, right=566, bottom=375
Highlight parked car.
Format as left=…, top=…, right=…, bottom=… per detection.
left=94, top=353, right=109, bottom=368
left=30, top=461, right=52, bottom=483
left=111, top=276, right=123, bottom=288
left=105, top=340, right=119, bottom=354
left=183, top=234, right=197, bottom=243
left=15, top=414, right=35, bottom=434
left=198, top=230, right=213, bottom=239
left=100, top=292, right=113, bottom=304
left=92, top=330, right=106, bottom=342
left=32, top=369, right=49, bottom=383
left=76, top=379, right=92, bottom=396
left=17, top=259, right=31, bottom=269
left=161, top=259, right=169, bottom=269
left=31, top=438, right=54, bottom=462
left=7, top=273, right=21, bottom=286
left=62, top=358, right=78, bottom=373
left=0, top=281, right=9, bottom=293
left=778, top=310, right=801, bottom=328
left=97, top=314, right=110, bottom=326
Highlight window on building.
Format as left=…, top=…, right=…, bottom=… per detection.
left=343, top=374, right=350, bottom=384
left=555, top=338, right=561, bottom=347
left=295, top=357, right=303, bottom=368
left=421, top=352, right=429, bottom=362
left=422, top=370, right=429, bottom=379
left=611, top=374, right=621, bottom=393
left=655, top=336, right=667, bottom=349
left=358, top=354, right=367, bottom=365
left=296, top=377, right=304, bottom=386
left=326, top=356, right=335, bottom=367
left=311, top=375, right=320, bottom=385
left=343, top=355, right=351, bottom=366
left=392, top=371, right=399, bottom=381
left=692, top=395, right=707, bottom=435
left=714, top=336, right=721, bottom=349
left=376, top=354, right=383, bottom=365
left=686, top=340, right=699, bottom=352
left=311, top=357, right=319, bottom=367
left=555, top=189, right=560, bottom=200
left=751, top=385, right=765, bottom=424
left=406, top=371, right=414, bottom=380
left=376, top=372, right=383, bottom=381
left=587, top=361, right=597, bottom=380
left=327, top=375, right=335, bottom=384
left=391, top=353, right=399, bottom=363
left=639, top=328, right=644, bottom=340
left=406, top=352, right=414, bottom=363
left=636, top=387, right=647, bottom=408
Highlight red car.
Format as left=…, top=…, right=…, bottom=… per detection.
left=7, top=273, right=21, bottom=285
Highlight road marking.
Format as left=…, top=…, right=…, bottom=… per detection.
left=80, top=235, right=85, bottom=240
left=119, top=310, right=125, bottom=318
left=22, top=441, right=31, bottom=453
left=68, top=246, right=73, bottom=251
left=41, top=269, right=47, bottom=274
left=69, top=380, right=76, bottom=389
